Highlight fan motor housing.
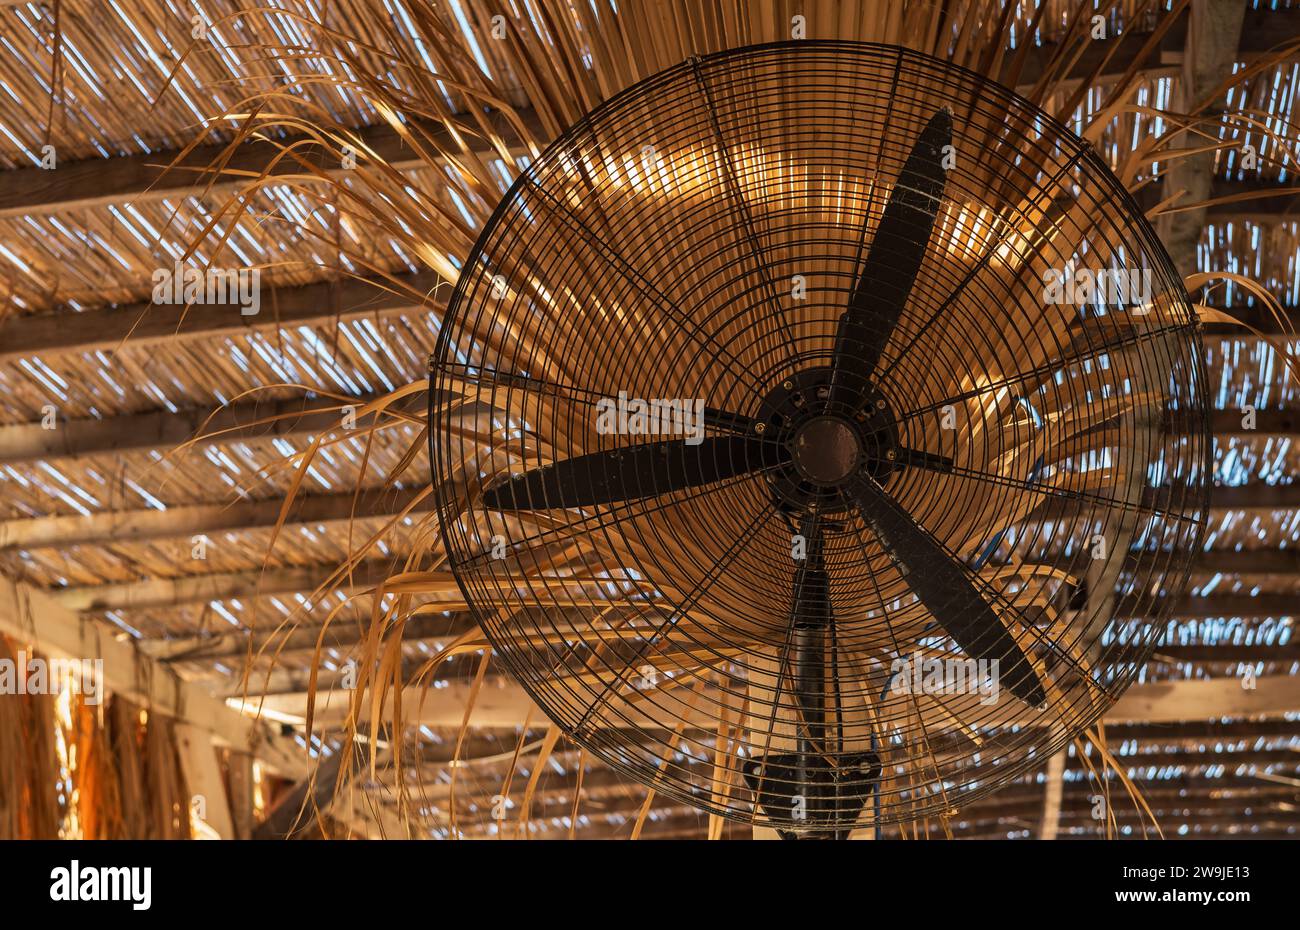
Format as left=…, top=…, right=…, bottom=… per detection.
left=757, top=366, right=900, bottom=512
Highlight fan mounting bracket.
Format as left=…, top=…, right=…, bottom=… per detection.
left=742, top=750, right=882, bottom=840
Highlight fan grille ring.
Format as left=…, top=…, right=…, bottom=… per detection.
left=430, top=41, right=1211, bottom=832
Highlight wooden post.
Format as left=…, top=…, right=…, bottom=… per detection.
left=226, top=750, right=256, bottom=840
left=1039, top=748, right=1067, bottom=840
left=1154, top=0, right=1248, bottom=279
left=176, top=722, right=236, bottom=840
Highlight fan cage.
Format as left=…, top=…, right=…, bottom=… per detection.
left=429, top=41, right=1211, bottom=832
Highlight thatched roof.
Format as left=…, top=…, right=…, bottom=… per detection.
left=0, top=0, right=1297, bottom=840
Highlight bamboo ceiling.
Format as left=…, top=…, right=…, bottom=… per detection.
left=0, top=0, right=1297, bottom=840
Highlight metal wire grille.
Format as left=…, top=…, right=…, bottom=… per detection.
left=429, top=41, right=1210, bottom=834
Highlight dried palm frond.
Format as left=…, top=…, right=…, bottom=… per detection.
left=103, top=697, right=193, bottom=840
left=68, top=695, right=126, bottom=840
left=0, top=636, right=61, bottom=838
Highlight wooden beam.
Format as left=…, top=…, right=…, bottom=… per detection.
left=219, top=650, right=482, bottom=699
left=453, top=791, right=748, bottom=839
left=225, top=750, right=256, bottom=840
left=479, top=786, right=1298, bottom=837
left=976, top=799, right=1300, bottom=821
left=12, top=481, right=1279, bottom=559
left=942, top=811, right=1300, bottom=836
left=1204, top=407, right=1300, bottom=438
left=1137, top=178, right=1300, bottom=221
left=241, top=677, right=539, bottom=729
left=24, top=477, right=1266, bottom=564
left=254, top=667, right=1300, bottom=732
left=462, top=765, right=1300, bottom=838
left=1068, top=748, right=1300, bottom=771
left=0, top=391, right=385, bottom=465
left=1030, top=481, right=1300, bottom=522
left=52, top=559, right=457, bottom=612
left=1137, top=181, right=1300, bottom=223
left=1038, top=748, right=1067, bottom=839
left=143, top=610, right=476, bottom=663
left=402, top=752, right=716, bottom=808
left=1176, top=549, right=1300, bottom=574
left=1154, top=0, right=1245, bottom=261
left=0, top=269, right=442, bottom=366
left=0, top=573, right=305, bottom=777
left=999, top=772, right=1300, bottom=802
left=457, top=784, right=673, bottom=824
left=1202, top=307, right=1300, bottom=335
left=1018, top=549, right=1300, bottom=577
left=1106, top=674, right=1300, bottom=723
left=176, top=722, right=237, bottom=839
left=501, top=807, right=714, bottom=841
left=1151, top=644, right=1300, bottom=663
left=0, top=109, right=544, bottom=219
left=1199, top=179, right=1300, bottom=220
left=958, top=784, right=1300, bottom=819
left=956, top=826, right=1299, bottom=839
left=1116, top=592, right=1297, bottom=618
left=1098, top=719, right=1300, bottom=741
left=1, top=189, right=1293, bottom=375
left=0, top=486, right=432, bottom=551
left=1134, top=549, right=1300, bottom=574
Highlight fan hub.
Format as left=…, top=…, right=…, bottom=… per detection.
left=792, top=417, right=860, bottom=484
left=756, top=366, right=899, bottom=513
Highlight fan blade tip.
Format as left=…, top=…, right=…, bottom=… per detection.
left=1010, top=676, right=1047, bottom=709
left=916, top=109, right=953, bottom=153
left=925, top=107, right=952, bottom=130
left=926, top=109, right=953, bottom=147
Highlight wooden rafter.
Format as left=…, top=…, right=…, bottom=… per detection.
left=0, top=269, right=443, bottom=366
left=0, top=390, right=387, bottom=464
left=52, top=559, right=457, bottom=612
left=0, top=487, right=433, bottom=551
left=249, top=669, right=1300, bottom=730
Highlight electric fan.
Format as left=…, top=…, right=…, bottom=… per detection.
left=429, top=42, right=1210, bottom=838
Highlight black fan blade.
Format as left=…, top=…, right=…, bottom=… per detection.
left=846, top=475, right=1047, bottom=708
left=831, top=109, right=951, bottom=405
left=482, top=435, right=786, bottom=510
